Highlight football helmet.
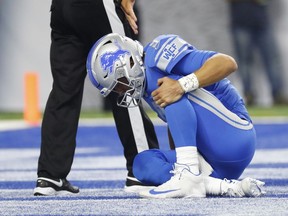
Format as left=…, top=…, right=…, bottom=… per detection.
left=87, top=33, right=145, bottom=107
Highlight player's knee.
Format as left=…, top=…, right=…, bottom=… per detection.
left=133, top=149, right=173, bottom=185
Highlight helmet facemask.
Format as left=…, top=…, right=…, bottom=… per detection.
left=112, top=50, right=146, bottom=108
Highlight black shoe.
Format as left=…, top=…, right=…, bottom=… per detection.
left=124, top=175, right=155, bottom=193
left=34, top=177, right=79, bottom=196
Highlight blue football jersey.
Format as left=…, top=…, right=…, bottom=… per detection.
left=143, top=34, right=251, bottom=123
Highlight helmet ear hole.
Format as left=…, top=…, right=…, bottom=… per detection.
left=130, top=56, right=135, bottom=68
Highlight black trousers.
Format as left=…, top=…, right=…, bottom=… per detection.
left=37, top=0, right=159, bottom=179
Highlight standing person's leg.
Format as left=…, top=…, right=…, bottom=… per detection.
left=38, top=32, right=87, bottom=179
left=35, top=0, right=87, bottom=195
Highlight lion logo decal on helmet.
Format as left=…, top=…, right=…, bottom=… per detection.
left=100, top=49, right=130, bottom=76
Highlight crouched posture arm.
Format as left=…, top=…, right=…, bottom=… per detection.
left=152, top=53, right=237, bottom=108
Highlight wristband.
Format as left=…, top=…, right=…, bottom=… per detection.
left=178, top=73, right=199, bottom=93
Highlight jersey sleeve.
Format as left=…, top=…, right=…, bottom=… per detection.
left=145, top=35, right=217, bottom=76
left=144, top=35, right=196, bottom=74
left=171, top=49, right=217, bottom=76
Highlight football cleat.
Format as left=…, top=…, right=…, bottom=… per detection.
left=139, top=163, right=206, bottom=198
left=221, top=177, right=265, bottom=197
left=34, top=177, right=79, bottom=196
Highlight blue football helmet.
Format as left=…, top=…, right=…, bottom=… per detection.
left=87, top=33, right=145, bottom=107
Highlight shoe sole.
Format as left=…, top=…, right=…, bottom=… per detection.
left=34, top=187, right=57, bottom=196
left=34, top=187, right=79, bottom=196
left=124, top=185, right=155, bottom=193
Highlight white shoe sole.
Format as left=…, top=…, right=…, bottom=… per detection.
left=34, top=187, right=57, bottom=196
left=124, top=185, right=155, bottom=193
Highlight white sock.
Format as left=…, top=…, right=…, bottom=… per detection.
left=176, top=146, right=199, bottom=174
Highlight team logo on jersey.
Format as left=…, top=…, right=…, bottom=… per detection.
left=100, top=49, right=129, bottom=77
left=162, top=43, right=179, bottom=60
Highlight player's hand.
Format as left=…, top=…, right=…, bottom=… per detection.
left=121, top=0, right=138, bottom=34
left=152, top=77, right=185, bottom=108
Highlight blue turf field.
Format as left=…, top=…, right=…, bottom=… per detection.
left=0, top=118, right=287, bottom=215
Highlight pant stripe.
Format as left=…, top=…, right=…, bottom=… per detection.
left=188, top=89, right=253, bottom=130
left=103, top=0, right=149, bottom=153
left=102, top=0, right=125, bottom=35
left=128, top=106, right=149, bottom=153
